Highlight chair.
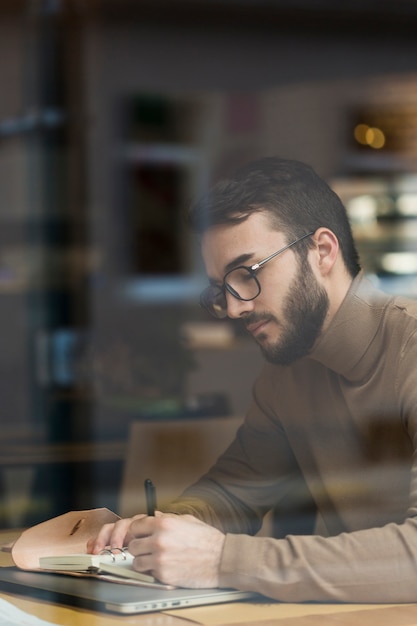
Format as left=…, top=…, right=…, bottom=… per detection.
left=119, top=415, right=244, bottom=518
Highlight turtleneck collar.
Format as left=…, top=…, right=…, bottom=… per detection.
left=308, top=271, right=390, bottom=381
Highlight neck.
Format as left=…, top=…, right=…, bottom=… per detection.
left=321, top=266, right=355, bottom=334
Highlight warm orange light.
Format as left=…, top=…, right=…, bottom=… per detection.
left=354, top=124, right=369, bottom=145
left=365, top=127, right=385, bottom=149
left=354, top=123, right=385, bottom=149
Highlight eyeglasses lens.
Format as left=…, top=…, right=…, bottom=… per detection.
left=200, top=287, right=227, bottom=319
left=226, top=267, right=259, bottom=301
left=200, top=268, right=260, bottom=318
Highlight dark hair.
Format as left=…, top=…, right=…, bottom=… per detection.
left=189, top=157, right=361, bottom=277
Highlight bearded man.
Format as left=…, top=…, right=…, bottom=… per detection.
left=89, top=157, right=417, bottom=603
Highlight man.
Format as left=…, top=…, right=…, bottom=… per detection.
left=89, top=157, right=417, bottom=602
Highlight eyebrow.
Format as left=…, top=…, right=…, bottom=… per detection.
left=223, top=252, right=256, bottom=274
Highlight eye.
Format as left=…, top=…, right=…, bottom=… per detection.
left=241, top=270, right=255, bottom=282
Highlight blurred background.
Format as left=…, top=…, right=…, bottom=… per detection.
left=1, top=0, right=417, bottom=529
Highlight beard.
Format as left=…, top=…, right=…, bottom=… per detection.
left=246, top=258, right=329, bottom=366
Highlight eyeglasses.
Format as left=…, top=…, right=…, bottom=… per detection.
left=200, top=231, right=315, bottom=319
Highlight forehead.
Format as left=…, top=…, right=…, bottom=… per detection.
left=201, top=212, right=285, bottom=277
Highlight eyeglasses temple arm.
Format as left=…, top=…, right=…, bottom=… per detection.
left=251, top=231, right=315, bottom=271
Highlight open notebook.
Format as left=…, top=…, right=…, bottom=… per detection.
left=38, top=548, right=165, bottom=585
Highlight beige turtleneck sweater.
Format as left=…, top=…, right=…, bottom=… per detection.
left=164, top=273, right=417, bottom=603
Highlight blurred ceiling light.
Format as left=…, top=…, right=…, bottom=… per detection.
left=366, top=127, right=385, bottom=149
left=354, top=123, right=369, bottom=145
left=380, top=252, right=417, bottom=275
left=395, top=174, right=417, bottom=193
left=346, top=194, right=377, bottom=224
left=353, top=123, right=385, bottom=149
left=397, top=193, right=417, bottom=217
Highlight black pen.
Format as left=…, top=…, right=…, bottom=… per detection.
left=144, top=478, right=157, bottom=516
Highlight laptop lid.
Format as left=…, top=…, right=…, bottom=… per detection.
left=0, top=567, right=256, bottom=615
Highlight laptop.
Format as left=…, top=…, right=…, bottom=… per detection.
left=0, top=567, right=257, bottom=614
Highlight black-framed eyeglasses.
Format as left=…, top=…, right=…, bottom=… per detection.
left=200, top=231, right=315, bottom=319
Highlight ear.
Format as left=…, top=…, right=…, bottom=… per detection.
left=311, top=228, right=339, bottom=277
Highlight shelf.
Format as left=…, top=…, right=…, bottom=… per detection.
left=0, top=440, right=127, bottom=467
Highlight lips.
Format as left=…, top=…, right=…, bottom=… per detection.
left=246, top=319, right=270, bottom=336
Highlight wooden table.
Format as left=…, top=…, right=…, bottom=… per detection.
left=2, top=587, right=417, bottom=626
left=2, top=530, right=417, bottom=625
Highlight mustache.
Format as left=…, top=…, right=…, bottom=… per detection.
left=243, top=312, right=278, bottom=330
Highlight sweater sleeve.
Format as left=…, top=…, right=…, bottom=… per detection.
left=218, top=519, right=417, bottom=602
left=162, top=365, right=315, bottom=535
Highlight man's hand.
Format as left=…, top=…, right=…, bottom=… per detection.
left=86, top=514, right=146, bottom=554
left=129, top=513, right=225, bottom=588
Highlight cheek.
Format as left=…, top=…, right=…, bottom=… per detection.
left=255, top=287, right=286, bottom=320
left=262, top=268, right=295, bottom=308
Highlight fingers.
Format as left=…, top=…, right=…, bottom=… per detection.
left=87, top=519, right=130, bottom=554
left=126, top=513, right=225, bottom=588
left=87, top=513, right=224, bottom=589
left=87, top=514, right=146, bottom=554
left=128, top=516, right=176, bottom=581
left=130, top=512, right=161, bottom=537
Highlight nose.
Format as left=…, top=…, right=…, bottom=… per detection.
left=225, top=292, right=255, bottom=319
